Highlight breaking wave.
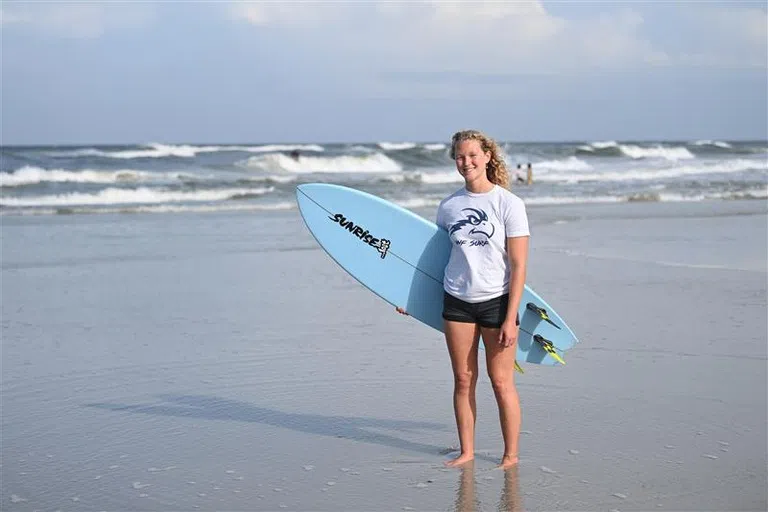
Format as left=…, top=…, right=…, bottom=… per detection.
left=46, top=143, right=325, bottom=159
left=577, top=141, right=695, bottom=160
left=0, top=186, right=274, bottom=207
left=0, top=166, right=197, bottom=187
left=241, top=152, right=401, bottom=174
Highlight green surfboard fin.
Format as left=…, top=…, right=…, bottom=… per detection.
left=533, top=334, right=566, bottom=365
left=526, top=303, right=561, bottom=330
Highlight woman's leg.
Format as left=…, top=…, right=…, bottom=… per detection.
left=481, top=326, right=521, bottom=468
left=444, top=319, right=481, bottom=467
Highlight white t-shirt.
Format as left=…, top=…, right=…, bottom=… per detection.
left=436, top=185, right=530, bottom=303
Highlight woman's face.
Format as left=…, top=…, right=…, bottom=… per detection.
left=453, top=139, right=491, bottom=182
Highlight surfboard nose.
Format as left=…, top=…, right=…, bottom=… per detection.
left=295, top=184, right=315, bottom=216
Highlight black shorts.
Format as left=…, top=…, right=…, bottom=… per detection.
left=442, top=292, right=518, bottom=328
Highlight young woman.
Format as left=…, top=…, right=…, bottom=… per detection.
left=401, top=129, right=529, bottom=468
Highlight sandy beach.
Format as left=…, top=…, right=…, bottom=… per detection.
left=2, top=199, right=766, bottom=511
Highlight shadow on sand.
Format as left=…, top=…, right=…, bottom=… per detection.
left=86, top=394, right=500, bottom=462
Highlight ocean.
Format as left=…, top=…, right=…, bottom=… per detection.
left=1, top=139, right=766, bottom=216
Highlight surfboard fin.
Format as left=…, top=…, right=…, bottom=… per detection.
left=533, top=335, right=566, bottom=365
left=514, top=361, right=524, bottom=374
left=526, top=303, right=561, bottom=330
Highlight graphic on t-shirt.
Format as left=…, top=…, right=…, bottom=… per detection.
left=448, top=208, right=496, bottom=243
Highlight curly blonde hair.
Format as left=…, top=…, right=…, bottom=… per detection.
left=450, top=129, right=509, bottom=188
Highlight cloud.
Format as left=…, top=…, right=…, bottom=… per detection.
left=678, top=5, right=767, bottom=68
left=1, top=2, right=154, bottom=38
left=227, top=1, right=764, bottom=74
left=695, top=5, right=767, bottom=46
left=227, top=2, right=350, bottom=27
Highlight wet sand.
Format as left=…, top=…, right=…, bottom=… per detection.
left=2, top=199, right=766, bottom=511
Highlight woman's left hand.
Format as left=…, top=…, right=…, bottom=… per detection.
left=498, top=320, right=519, bottom=348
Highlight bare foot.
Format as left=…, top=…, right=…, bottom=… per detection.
left=497, top=455, right=519, bottom=469
left=444, top=453, right=474, bottom=468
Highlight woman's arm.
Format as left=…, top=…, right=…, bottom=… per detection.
left=499, top=235, right=529, bottom=347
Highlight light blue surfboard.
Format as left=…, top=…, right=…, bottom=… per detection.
left=296, top=183, right=578, bottom=366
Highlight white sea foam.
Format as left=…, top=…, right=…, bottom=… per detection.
left=410, top=171, right=463, bottom=184
left=349, top=145, right=376, bottom=153
left=521, top=187, right=768, bottom=206
left=618, top=144, right=695, bottom=160
left=0, top=186, right=274, bottom=207
left=240, top=144, right=325, bottom=153
left=533, top=158, right=767, bottom=183
left=592, top=141, right=619, bottom=149
left=692, top=140, right=732, bottom=148
left=577, top=141, right=619, bottom=152
left=0, top=166, right=198, bottom=187
left=46, top=143, right=324, bottom=159
left=531, top=156, right=592, bottom=172
left=49, top=143, right=218, bottom=159
left=241, top=152, right=401, bottom=174
left=377, top=142, right=417, bottom=151
left=578, top=141, right=695, bottom=160
left=423, top=143, right=447, bottom=151
left=1, top=201, right=298, bottom=216
left=243, top=175, right=298, bottom=184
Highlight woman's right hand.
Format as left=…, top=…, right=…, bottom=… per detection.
left=395, top=307, right=409, bottom=316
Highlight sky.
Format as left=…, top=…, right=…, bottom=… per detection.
left=1, top=1, right=767, bottom=145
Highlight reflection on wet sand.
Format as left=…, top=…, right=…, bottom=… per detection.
left=453, top=462, right=480, bottom=511
left=498, top=465, right=523, bottom=512
left=453, top=462, right=523, bottom=512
